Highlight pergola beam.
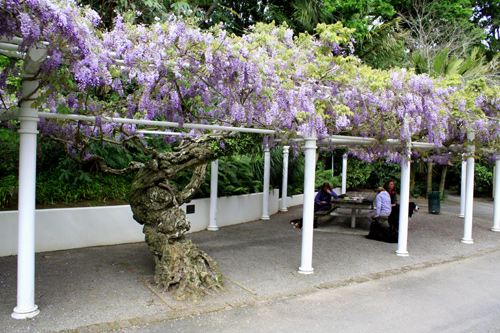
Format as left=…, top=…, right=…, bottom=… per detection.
left=38, top=112, right=275, bottom=134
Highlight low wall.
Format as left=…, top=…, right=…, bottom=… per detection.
left=0, top=190, right=303, bottom=256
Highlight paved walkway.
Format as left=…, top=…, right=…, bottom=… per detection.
left=1, top=195, right=499, bottom=332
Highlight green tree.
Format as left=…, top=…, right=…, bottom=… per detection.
left=472, top=0, right=500, bottom=60
left=323, top=0, right=405, bottom=68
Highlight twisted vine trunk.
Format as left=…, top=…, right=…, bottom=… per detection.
left=129, top=144, right=222, bottom=300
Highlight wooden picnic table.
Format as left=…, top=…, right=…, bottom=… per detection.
left=330, top=191, right=377, bottom=228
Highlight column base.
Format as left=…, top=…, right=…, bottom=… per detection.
left=261, top=216, right=270, bottom=220
left=491, top=227, right=500, bottom=232
left=298, top=267, right=314, bottom=275
left=12, top=305, right=39, bottom=319
left=458, top=214, right=465, bottom=218
left=396, top=250, right=409, bottom=257
left=207, top=226, right=219, bottom=231
left=461, top=238, right=474, bottom=244
left=280, top=208, right=288, bottom=212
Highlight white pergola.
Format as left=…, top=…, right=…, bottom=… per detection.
left=2, top=39, right=500, bottom=319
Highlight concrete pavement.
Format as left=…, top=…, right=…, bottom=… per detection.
left=1, top=194, right=499, bottom=332
left=123, top=246, right=500, bottom=333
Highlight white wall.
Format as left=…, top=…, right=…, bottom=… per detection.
left=0, top=190, right=303, bottom=256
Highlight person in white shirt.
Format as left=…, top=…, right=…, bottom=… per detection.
left=366, top=186, right=392, bottom=225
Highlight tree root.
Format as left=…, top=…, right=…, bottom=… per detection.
left=144, top=225, right=223, bottom=301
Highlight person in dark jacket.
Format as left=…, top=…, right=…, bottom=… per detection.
left=314, top=182, right=338, bottom=213
left=385, top=179, right=398, bottom=206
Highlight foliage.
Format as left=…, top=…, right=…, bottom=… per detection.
left=470, top=163, right=493, bottom=195
left=353, top=18, right=407, bottom=70
left=171, top=154, right=263, bottom=199
left=315, top=162, right=340, bottom=189
left=1, top=1, right=499, bottom=199
left=36, top=172, right=133, bottom=206
left=364, top=160, right=401, bottom=189
left=399, top=0, right=499, bottom=85
left=410, top=180, right=439, bottom=198
left=250, top=146, right=308, bottom=196
left=215, top=155, right=263, bottom=197
left=0, top=175, right=17, bottom=208
left=2, top=1, right=499, bottom=166
left=343, top=157, right=374, bottom=189
left=331, top=150, right=402, bottom=190
left=0, top=128, right=19, bottom=177
left=472, top=0, right=500, bottom=60
left=447, top=157, right=494, bottom=196
left=324, top=0, right=398, bottom=40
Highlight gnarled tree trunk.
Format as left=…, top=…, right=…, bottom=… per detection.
left=129, top=143, right=222, bottom=300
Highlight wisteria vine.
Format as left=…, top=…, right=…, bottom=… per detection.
left=1, top=0, right=500, bottom=164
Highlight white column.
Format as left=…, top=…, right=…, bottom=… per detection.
left=12, top=79, right=40, bottom=319
left=459, top=155, right=466, bottom=218
left=396, top=144, right=411, bottom=256
left=208, top=159, right=219, bottom=231
left=492, top=158, right=500, bottom=232
left=299, top=136, right=317, bottom=274
left=493, top=163, right=496, bottom=199
left=342, top=153, right=347, bottom=194
left=280, top=146, right=289, bottom=212
left=331, top=153, right=334, bottom=177
left=261, top=144, right=271, bottom=220
left=462, top=131, right=475, bottom=244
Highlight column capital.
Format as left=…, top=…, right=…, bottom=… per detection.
left=466, top=130, right=476, bottom=156
left=303, top=136, right=317, bottom=149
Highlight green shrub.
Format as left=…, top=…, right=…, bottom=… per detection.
left=446, top=157, right=493, bottom=196
left=474, top=163, right=493, bottom=195
left=0, top=128, right=19, bottom=177
left=344, top=158, right=374, bottom=189
left=0, top=175, right=17, bottom=207
left=315, top=165, right=341, bottom=190
left=365, top=160, right=401, bottom=189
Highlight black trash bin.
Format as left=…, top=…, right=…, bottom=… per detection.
left=428, top=191, right=441, bottom=214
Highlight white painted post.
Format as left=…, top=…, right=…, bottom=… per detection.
left=280, top=146, right=289, bottom=212
left=342, top=153, right=347, bottom=194
left=396, top=144, right=411, bottom=256
left=459, top=154, right=466, bottom=218
left=208, top=159, right=219, bottom=231
left=261, top=144, right=271, bottom=220
left=12, top=47, right=47, bottom=320
left=331, top=153, right=334, bottom=178
left=493, top=163, right=496, bottom=199
left=12, top=79, right=40, bottom=320
left=462, top=131, right=475, bottom=244
left=492, top=157, right=500, bottom=232
left=299, top=136, right=317, bottom=274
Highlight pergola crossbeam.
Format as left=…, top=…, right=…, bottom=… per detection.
left=38, top=112, right=275, bottom=134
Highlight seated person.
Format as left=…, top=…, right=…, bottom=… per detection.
left=366, top=186, right=392, bottom=225
left=314, top=182, right=338, bottom=213
left=293, top=182, right=338, bottom=229
left=385, top=179, right=398, bottom=206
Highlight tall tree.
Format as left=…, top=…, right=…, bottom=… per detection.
left=472, top=0, right=500, bottom=60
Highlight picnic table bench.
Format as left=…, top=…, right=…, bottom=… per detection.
left=327, top=191, right=377, bottom=228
